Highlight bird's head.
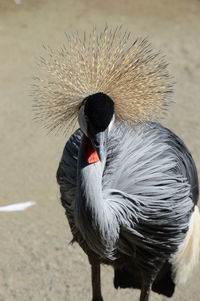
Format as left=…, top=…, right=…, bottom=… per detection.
left=78, top=92, right=115, bottom=163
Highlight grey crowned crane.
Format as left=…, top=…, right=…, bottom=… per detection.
left=33, top=26, right=200, bottom=301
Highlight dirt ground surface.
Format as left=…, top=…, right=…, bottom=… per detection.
left=0, top=0, right=200, bottom=300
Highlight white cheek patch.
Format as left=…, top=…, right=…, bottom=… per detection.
left=108, top=115, right=115, bottom=133
left=78, top=105, right=88, bottom=136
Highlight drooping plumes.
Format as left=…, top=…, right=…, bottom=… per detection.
left=33, top=26, right=173, bottom=134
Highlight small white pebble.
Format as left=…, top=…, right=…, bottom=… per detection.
left=0, top=201, right=36, bottom=212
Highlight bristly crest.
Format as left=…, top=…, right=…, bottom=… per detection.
left=32, top=25, right=173, bottom=134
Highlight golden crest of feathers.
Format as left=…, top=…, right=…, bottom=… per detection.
left=33, top=26, right=173, bottom=134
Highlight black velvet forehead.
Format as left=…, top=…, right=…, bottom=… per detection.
left=84, top=93, right=114, bottom=131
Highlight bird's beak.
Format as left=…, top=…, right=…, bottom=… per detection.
left=92, top=131, right=107, bottom=162
left=88, top=130, right=107, bottom=162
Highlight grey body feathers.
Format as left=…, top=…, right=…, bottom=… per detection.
left=57, top=121, right=198, bottom=296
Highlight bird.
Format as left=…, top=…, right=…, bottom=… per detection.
left=33, top=26, right=200, bottom=301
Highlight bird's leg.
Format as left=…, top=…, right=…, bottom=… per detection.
left=139, top=279, right=151, bottom=301
left=139, top=270, right=157, bottom=301
left=91, top=263, right=104, bottom=301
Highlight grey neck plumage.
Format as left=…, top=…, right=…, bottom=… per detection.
left=75, top=134, right=118, bottom=258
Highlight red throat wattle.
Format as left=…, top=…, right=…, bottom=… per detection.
left=85, top=137, right=100, bottom=164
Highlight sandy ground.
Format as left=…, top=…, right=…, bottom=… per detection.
left=0, top=0, right=200, bottom=300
